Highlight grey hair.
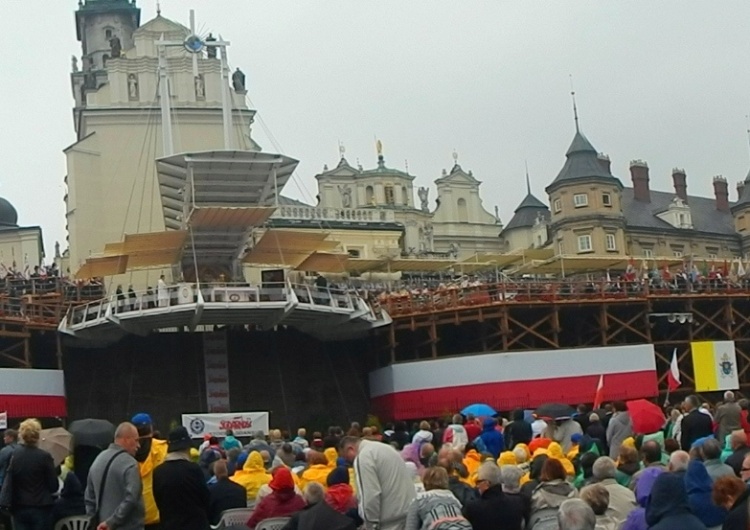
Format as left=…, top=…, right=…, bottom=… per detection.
left=476, top=461, right=502, bottom=486
left=303, top=482, right=325, bottom=505
left=592, top=456, right=616, bottom=480
left=557, top=498, right=596, bottom=530
left=512, top=446, right=528, bottom=463
left=452, top=414, right=463, bottom=424
left=702, top=438, right=722, bottom=460
left=500, top=465, right=523, bottom=493
left=725, top=390, right=735, bottom=402
left=669, top=450, right=690, bottom=472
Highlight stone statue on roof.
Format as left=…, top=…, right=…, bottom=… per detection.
left=71, top=55, right=79, bottom=72
left=338, top=185, right=352, bottom=208
left=418, top=187, right=429, bottom=212
left=109, top=36, right=122, bottom=58
left=232, top=67, right=246, bottom=92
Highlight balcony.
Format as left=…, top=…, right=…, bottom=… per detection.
left=274, top=206, right=396, bottom=223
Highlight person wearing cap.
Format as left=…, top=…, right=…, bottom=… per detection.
left=130, top=413, right=168, bottom=529
left=152, top=427, right=210, bottom=530
left=246, top=467, right=305, bottom=529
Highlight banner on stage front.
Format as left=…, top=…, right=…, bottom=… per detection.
left=182, top=412, right=269, bottom=439
left=691, top=340, right=739, bottom=392
left=0, top=412, right=8, bottom=429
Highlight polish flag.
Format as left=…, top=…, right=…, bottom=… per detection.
left=667, top=348, right=681, bottom=391
left=593, top=375, right=604, bottom=409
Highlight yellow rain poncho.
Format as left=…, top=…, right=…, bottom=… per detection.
left=138, top=438, right=168, bottom=526
left=547, top=442, right=575, bottom=477
left=497, top=451, right=517, bottom=466
left=230, top=451, right=272, bottom=500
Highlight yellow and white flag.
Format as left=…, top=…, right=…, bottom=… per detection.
left=691, top=340, right=739, bottom=392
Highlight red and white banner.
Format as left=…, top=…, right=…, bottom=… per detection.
left=203, top=331, right=230, bottom=413
left=370, top=344, right=658, bottom=420
left=182, top=412, right=270, bottom=439
left=0, top=369, right=66, bottom=419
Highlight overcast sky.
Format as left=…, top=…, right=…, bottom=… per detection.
left=2, top=1, right=750, bottom=258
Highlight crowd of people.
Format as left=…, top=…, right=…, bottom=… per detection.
left=1, top=395, right=750, bottom=529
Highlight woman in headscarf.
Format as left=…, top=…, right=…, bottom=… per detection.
left=620, top=466, right=663, bottom=530
left=246, top=467, right=305, bottom=529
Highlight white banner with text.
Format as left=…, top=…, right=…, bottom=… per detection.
left=182, top=412, right=270, bottom=439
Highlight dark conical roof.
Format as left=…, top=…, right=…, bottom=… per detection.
left=503, top=192, right=550, bottom=232
left=546, top=130, right=622, bottom=193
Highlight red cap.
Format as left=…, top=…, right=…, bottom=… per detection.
left=269, top=467, right=294, bottom=491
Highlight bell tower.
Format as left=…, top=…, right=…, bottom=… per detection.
left=75, top=0, right=141, bottom=72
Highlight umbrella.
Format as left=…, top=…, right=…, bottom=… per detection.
left=69, top=418, right=115, bottom=449
left=535, top=403, right=576, bottom=420
left=461, top=403, right=497, bottom=417
left=39, top=427, right=72, bottom=467
left=626, top=399, right=665, bottom=435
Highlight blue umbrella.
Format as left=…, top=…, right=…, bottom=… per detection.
left=461, top=403, right=496, bottom=417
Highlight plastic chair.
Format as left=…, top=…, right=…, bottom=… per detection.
left=54, top=516, right=90, bottom=530
left=256, top=517, right=291, bottom=530
left=211, top=507, right=255, bottom=530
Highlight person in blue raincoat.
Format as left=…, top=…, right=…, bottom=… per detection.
left=479, top=418, right=504, bottom=460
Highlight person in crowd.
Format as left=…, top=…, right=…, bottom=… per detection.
left=505, top=409, right=532, bottom=450
left=579, top=484, right=618, bottom=530
left=497, top=450, right=517, bottom=467
left=479, top=418, right=504, bottom=459
left=300, top=451, right=332, bottom=489
left=644, top=472, right=707, bottom=530
left=573, top=452, right=599, bottom=490
left=130, top=412, right=168, bottom=530
left=725, top=430, right=750, bottom=477
left=405, top=466, right=470, bottom=530
left=419, top=443, right=435, bottom=468
left=574, top=404, right=591, bottom=433
left=712, top=475, right=749, bottom=530
left=52, top=472, right=86, bottom=526
left=544, top=417, right=582, bottom=453
left=246, top=430, right=275, bottom=460
left=619, top=466, right=663, bottom=530
left=0, top=428, right=18, bottom=486
left=666, top=408, right=683, bottom=444
left=684, top=458, right=727, bottom=528
left=230, top=450, right=271, bottom=501
left=605, top=402, right=632, bottom=460
left=7, top=418, right=59, bottom=530
left=513, top=445, right=530, bottom=474
left=681, top=395, right=714, bottom=451
left=386, top=423, right=409, bottom=450
left=547, top=442, right=575, bottom=477
left=668, top=450, right=690, bottom=478
left=208, top=460, right=246, bottom=526
left=442, top=415, right=469, bottom=452
left=628, top=440, right=664, bottom=491
left=590, top=456, right=636, bottom=524
left=293, top=428, right=309, bottom=449
left=499, top=464, right=530, bottom=526
left=528, top=458, right=578, bottom=529
left=247, top=466, right=305, bottom=529
left=339, top=435, right=415, bottom=530
left=531, top=415, right=548, bottom=439
left=152, top=426, right=210, bottom=530
left=282, top=482, right=355, bottom=530
left=431, top=420, right=445, bottom=451
left=325, top=466, right=356, bottom=514
left=716, top=390, right=743, bottom=442
left=221, top=429, right=242, bottom=452
left=586, top=414, right=606, bottom=453
left=463, top=414, right=481, bottom=443
left=615, top=445, right=640, bottom=487
left=558, top=499, right=596, bottom=530
left=225, top=447, right=241, bottom=476
left=462, top=462, right=524, bottom=530
left=277, top=443, right=297, bottom=468
left=520, top=454, right=549, bottom=500
left=85, top=422, right=144, bottom=530
left=199, top=438, right=223, bottom=481
left=700, top=437, right=734, bottom=481
left=436, top=457, right=476, bottom=507
left=411, top=421, right=433, bottom=447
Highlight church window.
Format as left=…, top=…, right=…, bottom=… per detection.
left=347, top=248, right=362, bottom=258
left=365, top=186, right=374, bottom=205
left=457, top=198, right=468, bottom=222
left=105, top=28, right=113, bottom=40
left=605, top=233, right=616, bottom=251
left=553, top=199, right=562, bottom=213
left=574, top=193, right=588, bottom=208
left=602, top=193, right=612, bottom=207
left=643, top=248, right=653, bottom=258
left=385, top=186, right=395, bottom=205
left=577, top=234, right=592, bottom=253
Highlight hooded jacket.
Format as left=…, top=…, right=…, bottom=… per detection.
left=462, top=484, right=524, bottom=530
left=53, top=472, right=86, bottom=525
left=529, top=479, right=577, bottom=529
left=606, top=411, right=633, bottom=460
left=324, top=448, right=339, bottom=468
left=462, top=449, right=482, bottom=480
left=620, top=466, right=663, bottom=530
left=326, top=483, right=357, bottom=513
left=136, top=437, right=168, bottom=525
left=644, top=473, right=707, bottom=530
left=230, top=451, right=271, bottom=500
left=221, top=435, right=242, bottom=452
left=300, top=464, right=331, bottom=490
left=246, top=468, right=305, bottom=529
left=546, top=442, right=575, bottom=477
left=411, top=429, right=433, bottom=447
left=479, top=419, right=504, bottom=459
left=684, top=459, right=727, bottom=528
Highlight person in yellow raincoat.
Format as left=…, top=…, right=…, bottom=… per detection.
left=546, top=441, right=576, bottom=477
left=462, top=448, right=483, bottom=486
left=231, top=451, right=272, bottom=500
left=299, top=451, right=331, bottom=490
left=131, top=413, right=168, bottom=530
left=497, top=451, right=517, bottom=467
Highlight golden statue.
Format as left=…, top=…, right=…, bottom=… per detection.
left=376, top=139, right=383, bottom=156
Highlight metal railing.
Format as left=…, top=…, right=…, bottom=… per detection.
left=274, top=205, right=396, bottom=223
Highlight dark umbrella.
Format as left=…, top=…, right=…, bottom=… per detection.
left=69, top=418, right=115, bottom=449
left=535, top=403, right=576, bottom=421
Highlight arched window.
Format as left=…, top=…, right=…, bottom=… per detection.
left=105, top=29, right=113, bottom=40
left=402, top=186, right=408, bottom=205
left=457, top=198, right=468, bottom=222
left=102, top=54, right=109, bottom=67
left=365, top=186, right=374, bottom=205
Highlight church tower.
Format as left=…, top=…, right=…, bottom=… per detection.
left=75, top=0, right=140, bottom=72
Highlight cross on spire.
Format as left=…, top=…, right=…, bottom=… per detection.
left=525, top=160, right=531, bottom=195
left=569, top=74, right=579, bottom=132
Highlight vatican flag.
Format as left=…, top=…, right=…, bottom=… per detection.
left=691, top=340, right=739, bottom=392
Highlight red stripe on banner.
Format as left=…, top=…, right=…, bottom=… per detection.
left=0, top=395, right=67, bottom=419
left=371, top=370, right=657, bottom=420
